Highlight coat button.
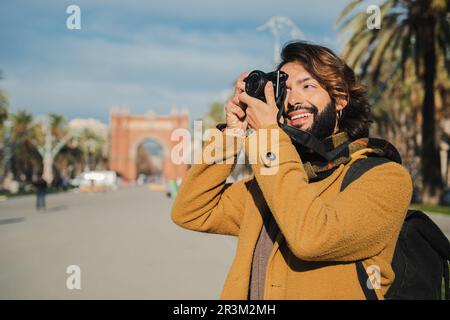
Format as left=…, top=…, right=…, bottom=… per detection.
left=266, top=152, right=276, bottom=161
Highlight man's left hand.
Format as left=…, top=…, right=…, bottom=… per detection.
left=238, top=81, right=279, bottom=130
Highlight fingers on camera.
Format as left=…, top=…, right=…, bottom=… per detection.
left=239, top=71, right=250, bottom=81
left=234, top=71, right=249, bottom=94
left=228, top=102, right=246, bottom=119
left=230, top=95, right=246, bottom=111
left=265, top=81, right=276, bottom=103
left=237, top=81, right=245, bottom=93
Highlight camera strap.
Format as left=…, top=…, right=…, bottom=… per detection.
left=275, top=101, right=350, bottom=162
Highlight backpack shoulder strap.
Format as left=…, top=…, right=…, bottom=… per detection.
left=341, top=157, right=391, bottom=192
left=341, top=156, right=392, bottom=300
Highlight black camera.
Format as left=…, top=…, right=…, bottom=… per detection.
left=244, top=70, right=288, bottom=107
left=244, top=70, right=333, bottom=160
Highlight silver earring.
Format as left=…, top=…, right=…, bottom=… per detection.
left=337, top=110, right=343, bottom=119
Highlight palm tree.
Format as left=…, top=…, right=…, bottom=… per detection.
left=48, top=113, right=68, bottom=138
left=337, top=0, right=450, bottom=204
left=202, top=101, right=226, bottom=131
left=73, top=127, right=108, bottom=171
left=31, top=114, right=73, bottom=184
left=0, top=71, right=8, bottom=128
left=8, top=110, right=42, bottom=183
left=369, top=58, right=423, bottom=188
left=0, top=71, right=10, bottom=180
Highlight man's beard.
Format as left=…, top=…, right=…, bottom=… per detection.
left=286, top=101, right=337, bottom=141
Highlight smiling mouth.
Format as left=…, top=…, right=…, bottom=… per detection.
left=288, top=108, right=315, bottom=127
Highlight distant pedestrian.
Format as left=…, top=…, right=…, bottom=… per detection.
left=34, top=176, right=47, bottom=210
left=62, top=176, right=69, bottom=191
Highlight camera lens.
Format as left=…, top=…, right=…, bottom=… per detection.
left=245, top=71, right=267, bottom=100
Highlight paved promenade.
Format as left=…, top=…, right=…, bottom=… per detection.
left=0, top=186, right=237, bottom=299
left=0, top=186, right=449, bottom=299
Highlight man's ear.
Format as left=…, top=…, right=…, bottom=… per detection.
left=335, top=98, right=348, bottom=111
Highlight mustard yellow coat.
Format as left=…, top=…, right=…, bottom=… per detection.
left=171, top=124, right=413, bottom=300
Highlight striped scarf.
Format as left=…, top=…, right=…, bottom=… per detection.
left=296, top=131, right=401, bottom=182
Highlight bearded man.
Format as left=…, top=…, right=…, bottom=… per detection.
left=171, top=41, right=413, bottom=300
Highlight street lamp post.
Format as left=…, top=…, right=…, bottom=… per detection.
left=257, top=16, right=305, bottom=65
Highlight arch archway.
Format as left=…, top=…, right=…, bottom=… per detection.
left=109, top=108, right=189, bottom=182
left=135, top=137, right=165, bottom=181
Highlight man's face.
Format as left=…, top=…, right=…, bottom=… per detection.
left=280, top=62, right=338, bottom=140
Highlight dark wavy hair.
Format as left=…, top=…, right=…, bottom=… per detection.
left=278, top=41, right=372, bottom=139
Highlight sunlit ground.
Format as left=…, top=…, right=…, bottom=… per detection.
left=0, top=186, right=237, bottom=299
left=0, top=186, right=449, bottom=299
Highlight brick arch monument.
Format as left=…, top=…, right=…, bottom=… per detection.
left=109, top=107, right=189, bottom=182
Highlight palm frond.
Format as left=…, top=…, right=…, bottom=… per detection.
left=370, top=27, right=403, bottom=82
left=337, top=11, right=368, bottom=40
left=336, top=0, right=364, bottom=26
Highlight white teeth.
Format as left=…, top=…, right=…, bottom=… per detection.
left=291, top=113, right=312, bottom=120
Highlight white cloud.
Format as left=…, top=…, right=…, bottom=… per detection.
left=3, top=21, right=276, bottom=122
left=0, top=0, right=351, bottom=123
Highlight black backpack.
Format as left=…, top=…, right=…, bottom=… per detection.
left=341, top=157, right=450, bottom=300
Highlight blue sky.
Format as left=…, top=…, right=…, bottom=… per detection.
left=0, top=0, right=352, bottom=124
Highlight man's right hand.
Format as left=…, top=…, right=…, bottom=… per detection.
left=225, top=71, right=249, bottom=132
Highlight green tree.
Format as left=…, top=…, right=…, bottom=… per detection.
left=337, top=0, right=450, bottom=204
left=31, top=114, right=73, bottom=184
left=0, top=71, right=8, bottom=128
left=0, top=70, right=10, bottom=180
left=48, top=113, right=68, bottom=139
left=72, top=127, right=108, bottom=171
left=202, top=101, right=226, bottom=130
left=8, top=110, right=41, bottom=183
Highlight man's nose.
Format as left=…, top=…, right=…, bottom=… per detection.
left=286, top=90, right=306, bottom=109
